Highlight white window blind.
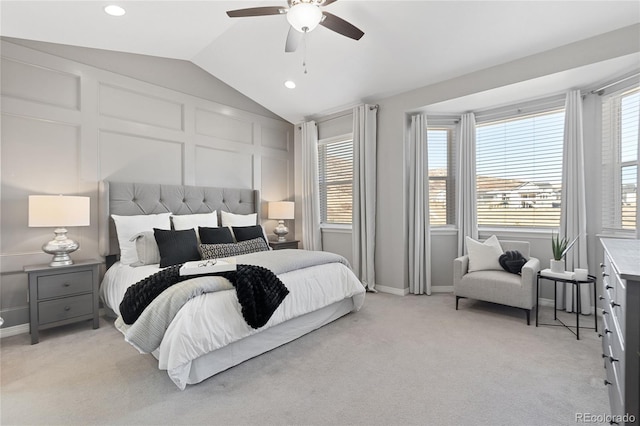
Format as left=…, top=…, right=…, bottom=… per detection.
left=476, top=110, right=565, bottom=228
left=427, top=127, right=456, bottom=225
left=602, top=86, right=639, bottom=232
left=318, top=137, right=353, bottom=225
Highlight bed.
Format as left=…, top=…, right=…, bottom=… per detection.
left=98, top=181, right=366, bottom=389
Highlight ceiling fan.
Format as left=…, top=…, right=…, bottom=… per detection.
left=226, top=0, right=364, bottom=53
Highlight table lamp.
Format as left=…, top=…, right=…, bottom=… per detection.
left=268, top=201, right=294, bottom=242
left=28, top=195, right=90, bottom=267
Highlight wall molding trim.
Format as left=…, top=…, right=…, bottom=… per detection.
left=375, top=285, right=409, bottom=296
left=0, top=323, right=29, bottom=339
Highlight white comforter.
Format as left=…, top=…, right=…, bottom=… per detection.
left=101, top=258, right=365, bottom=389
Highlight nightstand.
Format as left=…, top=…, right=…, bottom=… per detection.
left=269, top=240, right=299, bottom=250
left=25, top=259, right=101, bottom=344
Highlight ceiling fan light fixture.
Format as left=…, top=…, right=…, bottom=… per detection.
left=286, top=3, right=322, bottom=33
left=104, top=5, right=126, bottom=17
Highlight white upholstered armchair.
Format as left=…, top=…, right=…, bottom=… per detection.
left=453, top=240, right=540, bottom=325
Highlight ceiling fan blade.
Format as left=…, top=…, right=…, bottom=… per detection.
left=322, top=0, right=339, bottom=6
left=285, top=26, right=302, bottom=53
left=320, top=12, right=364, bottom=41
left=226, top=7, right=286, bottom=18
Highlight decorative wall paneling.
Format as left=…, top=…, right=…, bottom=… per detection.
left=0, top=40, right=294, bottom=328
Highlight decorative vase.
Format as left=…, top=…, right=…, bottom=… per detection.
left=550, top=259, right=564, bottom=273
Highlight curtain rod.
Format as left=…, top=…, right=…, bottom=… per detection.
left=590, top=72, right=640, bottom=95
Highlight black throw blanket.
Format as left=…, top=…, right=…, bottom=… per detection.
left=119, top=264, right=289, bottom=329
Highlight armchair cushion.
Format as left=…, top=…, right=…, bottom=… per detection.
left=466, top=235, right=503, bottom=272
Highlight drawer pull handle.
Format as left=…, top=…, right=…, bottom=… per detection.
left=604, top=379, right=612, bottom=386
left=605, top=284, right=613, bottom=290
left=602, top=272, right=609, bottom=278
left=602, top=310, right=609, bottom=316
left=599, top=330, right=611, bottom=338
left=599, top=295, right=605, bottom=301
left=610, top=301, right=620, bottom=308
left=600, top=262, right=605, bottom=268
left=63, top=283, right=71, bottom=287
left=64, top=306, right=71, bottom=311
left=609, top=356, right=619, bottom=363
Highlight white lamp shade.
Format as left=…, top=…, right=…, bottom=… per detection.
left=29, top=195, right=90, bottom=227
left=286, top=3, right=322, bottom=32
left=268, top=201, right=295, bottom=220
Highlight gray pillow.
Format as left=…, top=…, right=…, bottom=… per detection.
left=129, top=231, right=161, bottom=266
left=200, top=237, right=269, bottom=260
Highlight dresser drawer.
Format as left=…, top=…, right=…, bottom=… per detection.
left=601, top=313, right=613, bottom=356
left=37, top=271, right=93, bottom=299
left=611, top=271, right=626, bottom=333
left=604, top=330, right=626, bottom=393
left=38, top=294, right=93, bottom=325
left=604, top=352, right=625, bottom=418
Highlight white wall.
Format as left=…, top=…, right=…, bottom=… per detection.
left=0, top=39, right=294, bottom=328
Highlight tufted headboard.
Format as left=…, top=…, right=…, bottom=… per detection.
left=98, top=181, right=260, bottom=260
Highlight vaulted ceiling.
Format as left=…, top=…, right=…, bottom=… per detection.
left=1, top=1, right=639, bottom=123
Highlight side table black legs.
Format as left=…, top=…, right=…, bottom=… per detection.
left=536, top=272, right=597, bottom=340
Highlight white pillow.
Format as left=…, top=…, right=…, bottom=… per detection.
left=171, top=211, right=218, bottom=230
left=466, top=235, right=504, bottom=272
left=220, top=210, right=257, bottom=227
left=111, top=212, right=171, bottom=265
left=129, top=231, right=161, bottom=267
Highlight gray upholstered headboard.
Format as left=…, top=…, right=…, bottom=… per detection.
left=98, top=181, right=260, bottom=258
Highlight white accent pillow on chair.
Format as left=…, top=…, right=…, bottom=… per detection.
left=466, top=235, right=504, bottom=272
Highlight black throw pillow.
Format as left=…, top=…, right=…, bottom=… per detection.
left=232, top=225, right=266, bottom=243
left=154, top=228, right=200, bottom=268
left=199, top=226, right=234, bottom=244
left=499, top=250, right=527, bottom=274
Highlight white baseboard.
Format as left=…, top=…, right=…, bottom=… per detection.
left=538, top=297, right=555, bottom=308
left=0, top=323, right=29, bottom=339
left=375, top=285, right=409, bottom=296
left=0, top=308, right=109, bottom=339
left=374, top=285, right=453, bottom=295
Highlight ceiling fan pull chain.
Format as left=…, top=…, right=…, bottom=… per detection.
left=302, top=30, right=308, bottom=74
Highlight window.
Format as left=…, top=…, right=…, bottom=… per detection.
left=476, top=110, right=565, bottom=228
left=318, top=136, right=353, bottom=225
left=428, top=127, right=455, bottom=225
left=602, top=86, right=639, bottom=232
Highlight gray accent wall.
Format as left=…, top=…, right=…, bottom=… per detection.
left=0, top=39, right=294, bottom=328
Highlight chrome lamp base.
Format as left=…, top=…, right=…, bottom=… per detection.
left=273, top=220, right=289, bottom=242
left=42, top=228, right=79, bottom=267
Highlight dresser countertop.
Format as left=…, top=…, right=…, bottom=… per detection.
left=601, top=238, right=640, bottom=282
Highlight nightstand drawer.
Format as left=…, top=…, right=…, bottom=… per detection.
left=38, top=294, right=93, bottom=325
left=37, top=271, right=93, bottom=299
left=269, top=240, right=299, bottom=250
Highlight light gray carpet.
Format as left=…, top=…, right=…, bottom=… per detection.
left=1, top=293, right=609, bottom=425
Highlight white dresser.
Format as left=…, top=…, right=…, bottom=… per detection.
left=600, top=238, right=639, bottom=425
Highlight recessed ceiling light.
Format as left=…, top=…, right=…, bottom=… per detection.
left=284, top=80, right=296, bottom=89
left=104, top=5, right=126, bottom=17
